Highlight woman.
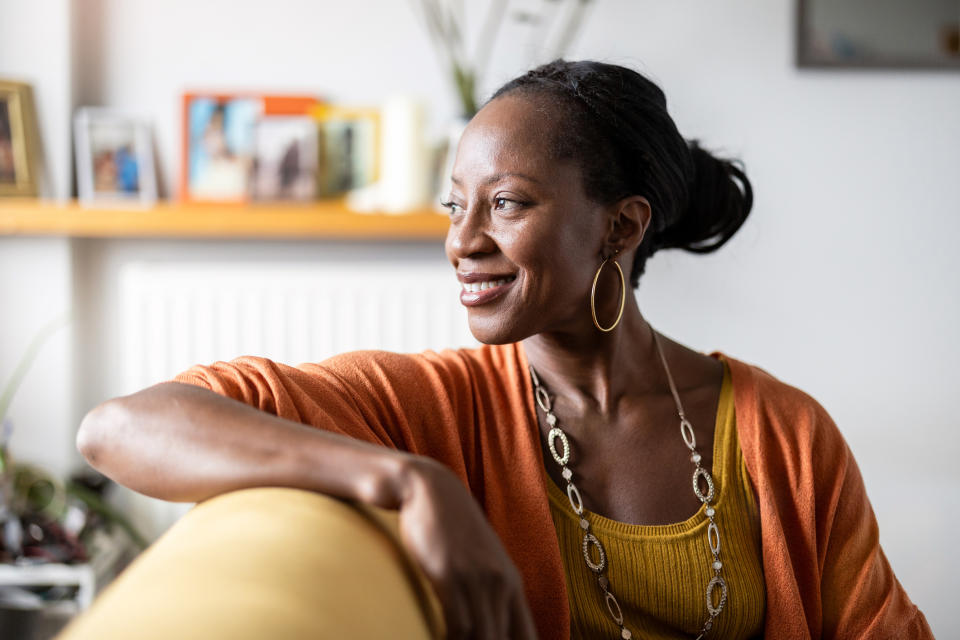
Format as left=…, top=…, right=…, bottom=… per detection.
left=75, top=61, right=930, bottom=639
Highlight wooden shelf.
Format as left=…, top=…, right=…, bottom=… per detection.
left=0, top=199, right=450, bottom=240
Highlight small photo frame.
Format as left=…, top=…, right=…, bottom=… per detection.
left=310, top=105, right=379, bottom=197
left=251, top=116, right=318, bottom=201
left=182, top=94, right=318, bottom=202
left=0, top=80, right=40, bottom=197
left=74, top=108, right=157, bottom=207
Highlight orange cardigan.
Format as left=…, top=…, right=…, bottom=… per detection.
left=175, top=342, right=931, bottom=639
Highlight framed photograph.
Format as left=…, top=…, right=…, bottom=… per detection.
left=181, top=94, right=317, bottom=202
left=310, top=105, right=379, bottom=197
left=0, top=80, right=40, bottom=197
left=74, top=108, right=157, bottom=207
left=251, top=116, right=318, bottom=201
left=797, top=0, right=960, bottom=69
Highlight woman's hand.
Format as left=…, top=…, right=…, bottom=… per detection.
left=397, top=457, right=539, bottom=640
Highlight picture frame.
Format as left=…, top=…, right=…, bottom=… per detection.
left=181, top=93, right=317, bottom=203
left=0, top=80, right=40, bottom=197
left=250, top=116, right=318, bottom=202
left=309, top=104, right=380, bottom=198
left=74, top=107, right=157, bottom=208
left=796, top=0, right=960, bottom=69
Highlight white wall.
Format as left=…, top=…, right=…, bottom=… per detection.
left=0, top=238, right=75, bottom=474
left=2, top=0, right=957, bottom=633
left=0, top=0, right=77, bottom=474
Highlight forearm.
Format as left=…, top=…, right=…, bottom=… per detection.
left=77, top=381, right=412, bottom=506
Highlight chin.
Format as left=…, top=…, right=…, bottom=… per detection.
left=466, top=313, right=527, bottom=345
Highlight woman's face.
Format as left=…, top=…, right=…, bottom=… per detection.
left=444, top=95, right=610, bottom=344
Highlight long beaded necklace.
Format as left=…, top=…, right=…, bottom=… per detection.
left=528, top=330, right=727, bottom=639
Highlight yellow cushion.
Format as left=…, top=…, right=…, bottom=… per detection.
left=58, top=488, right=443, bottom=640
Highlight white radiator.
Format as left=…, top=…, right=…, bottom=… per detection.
left=118, top=261, right=478, bottom=394
left=115, top=260, right=477, bottom=537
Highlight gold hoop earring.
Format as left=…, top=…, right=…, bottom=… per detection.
left=590, top=255, right=626, bottom=332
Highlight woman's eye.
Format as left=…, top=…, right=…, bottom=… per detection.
left=493, top=197, right=520, bottom=210
left=440, top=201, right=462, bottom=215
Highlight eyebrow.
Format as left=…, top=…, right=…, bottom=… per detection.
left=450, top=172, right=541, bottom=186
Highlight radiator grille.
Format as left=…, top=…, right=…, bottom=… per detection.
left=118, top=261, right=478, bottom=393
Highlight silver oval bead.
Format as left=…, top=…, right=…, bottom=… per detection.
left=528, top=365, right=541, bottom=387
left=548, top=427, right=571, bottom=466
left=680, top=418, right=697, bottom=450
left=708, top=521, right=721, bottom=555
left=535, top=386, right=552, bottom=412
left=582, top=533, right=606, bottom=573
left=605, top=591, right=624, bottom=625
left=706, top=575, right=728, bottom=617
left=566, top=481, right=584, bottom=515
left=693, top=467, right=715, bottom=503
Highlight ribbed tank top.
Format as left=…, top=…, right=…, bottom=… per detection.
left=545, top=360, right=766, bottom=638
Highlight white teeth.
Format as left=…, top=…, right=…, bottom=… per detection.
left=463, top=277, right=512, bottom=293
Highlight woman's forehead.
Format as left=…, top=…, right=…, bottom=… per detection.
left=454, top=96, right=566, bottom=185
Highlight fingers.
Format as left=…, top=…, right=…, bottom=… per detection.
left=467, top=580, right=510, bottom=640
left=441, top=580, right=523, bottom=640
left=436, top=582, right=473, bottom=640
left=508, top=589, right=540, bottom=640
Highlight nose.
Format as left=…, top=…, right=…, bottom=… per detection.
left=445, top=205, right=497, bottom=261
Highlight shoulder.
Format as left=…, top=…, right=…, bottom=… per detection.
left=721, top=354, right=833, bottom=422
left=302, top=343, right=515, bottom=378
left=717, top=352, right=848, bottom=473
left=296, top=342, right=523, bottom=397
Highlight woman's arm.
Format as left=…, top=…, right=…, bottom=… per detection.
left=76, top=380, right=539, bottom=639
left=77, top=381, right=410, bottom=506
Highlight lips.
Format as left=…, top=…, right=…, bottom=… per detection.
left=458, top=273, right=517, bottom=306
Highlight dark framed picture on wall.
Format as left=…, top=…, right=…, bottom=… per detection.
left=797, top=0, right=960, bottom=68
left=0, top=80, right=40, bottom=197
left=74, top=107, right=157, bottom=208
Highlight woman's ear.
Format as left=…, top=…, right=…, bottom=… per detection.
left=605, top=196, right=651, bottom=253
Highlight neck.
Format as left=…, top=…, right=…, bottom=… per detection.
left=521, top=301, right=661, bottom=418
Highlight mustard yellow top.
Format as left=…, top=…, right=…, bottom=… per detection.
left=546, top=361, right=766, bottom=638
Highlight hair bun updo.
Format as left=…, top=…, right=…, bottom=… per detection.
left=654, top=141, right=753, bottom=255
left=490, top=59, right=754, bottom=287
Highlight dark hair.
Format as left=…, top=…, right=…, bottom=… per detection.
left=489, top=60, right=753, bottom=287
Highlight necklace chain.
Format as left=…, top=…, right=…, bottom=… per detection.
left=529, top=330, right=727, bottom=639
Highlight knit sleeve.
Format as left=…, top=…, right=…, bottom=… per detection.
left=173, top=350, right=481, bottom=481
left=729, top=357, right=933, bottom=639
left=813, top=412, right=933, bottom=638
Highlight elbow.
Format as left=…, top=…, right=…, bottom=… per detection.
left=77, top=399, right=122, bottom=469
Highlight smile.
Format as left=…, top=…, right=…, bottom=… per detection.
left=458, top=274, right=517, bottom=307
left=461, top=276, right=515, bottom=293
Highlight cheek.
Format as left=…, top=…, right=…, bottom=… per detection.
left=515, top=231, right=594, bottom=299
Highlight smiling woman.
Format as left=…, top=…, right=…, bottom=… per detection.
left=69, top=60, right=931, bottom=640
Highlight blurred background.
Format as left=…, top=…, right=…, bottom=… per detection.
left=1, top=0, right=958, bottom=636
